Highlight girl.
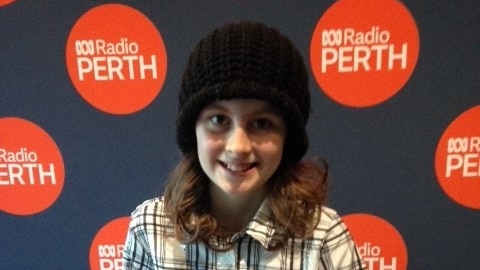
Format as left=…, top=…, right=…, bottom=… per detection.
left=123, top=21, right=364, bottom=270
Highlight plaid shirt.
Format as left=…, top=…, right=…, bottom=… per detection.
left=123, top=197, right=365, bottom=270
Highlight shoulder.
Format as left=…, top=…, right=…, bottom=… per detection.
left=314, top=206, right=354, bottom=242
left=317, top=206, right=347, bottom=229
left=319, top=206, right=340, bottom=222
left=131, top=197, right=165, bottom=216
left=129, top=197, right=171, bottom=228
left=315, top=207, right=365, bottom=269
left=132, top=196, right=164, bottom=212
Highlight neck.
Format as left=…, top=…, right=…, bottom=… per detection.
left=209, top=187, right=266, bottom=236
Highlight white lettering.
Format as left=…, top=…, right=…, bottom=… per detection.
left=94, top=38, right=139, bottom=56
left=445, top=153, right=480, bottom=177
left=0, top=148, right=38, bottom=163
left=371, top=44, right=389, bottom=70
left=76, top=55, right=157, bottom=81
left=0, top=163, right=57, bottom=185
left=448, top=137, right=480, bottom=154
left=358, top=242, right=381, bottom=257
left=343, top=26, right=390, bottom=46
left=470, top=137, right=480, bottom=152
left=321, top=48, right=338, bottom=73
left=380, top=257, right=397, bottom=270
left=116, top=245, right=124, bottom=258
left=388, top=43, right=408, bottom=70
left=98, top=245, right=116, bottom=258
left=343, top=28, right=355, bottom=46
left=321, top=44, right=406, bottom=73
left=139, top=55, right=157, bottom=79
left=338, top=46, right=353, bottom=72
left=322, top=29, right=342, bottom=46
left=77, top=57, right=93, bottom=81
left=99, top=258, right=123, bottom=270
left=75, top=40, right=95, bottom=56
left=319, top=26, right=408, bottom=73
left=363, top=257, right=397, bottom=270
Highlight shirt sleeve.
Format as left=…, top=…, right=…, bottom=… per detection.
left=122, top=203, right=155, bottom=270
left=319, top=208, right=366, bottom=270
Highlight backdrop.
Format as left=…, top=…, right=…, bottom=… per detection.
left=1, top=1, right=479, bottom=269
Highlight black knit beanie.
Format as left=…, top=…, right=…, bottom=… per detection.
left=176, top=21, right=310, bottom=162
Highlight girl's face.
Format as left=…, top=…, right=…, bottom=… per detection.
left=195, top=99, right=286, bottom=201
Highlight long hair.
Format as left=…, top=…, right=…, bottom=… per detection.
left=163, top=152, right=329, bottom=250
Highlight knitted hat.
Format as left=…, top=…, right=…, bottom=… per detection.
left=177, top=21, right=310, bottom=162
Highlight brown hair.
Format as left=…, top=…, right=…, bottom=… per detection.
left=163, top=153, right=328, bottom=250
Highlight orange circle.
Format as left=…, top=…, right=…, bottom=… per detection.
left=0, top=117, right=65, bottom=216
left=66, top=4, right=167, bottom=115
left=0, top=0, right=16, bottom=7
left=310, top=0, right=419, bottom=108
left=89, top=216, right=130, bottom=270
left=343, top=213, right=408, bottom=270
left=435, top=105, right=480, bottom=209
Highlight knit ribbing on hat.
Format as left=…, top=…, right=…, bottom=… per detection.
left=176, top=21, right=310, bottom=162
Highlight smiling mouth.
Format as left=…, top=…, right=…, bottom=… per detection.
left=219, top=161, right=258, bottom=173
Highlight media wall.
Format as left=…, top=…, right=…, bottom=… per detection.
left=1, top=1, right=479, bottom=269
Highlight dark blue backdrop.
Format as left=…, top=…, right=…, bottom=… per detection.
left=1, top=1, right=479, bottom=269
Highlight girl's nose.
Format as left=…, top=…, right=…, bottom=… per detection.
left=225, top=126, right=252, bottom=156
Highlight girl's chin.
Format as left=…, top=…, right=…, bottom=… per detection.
left=216, top=182, right=266, bottom=200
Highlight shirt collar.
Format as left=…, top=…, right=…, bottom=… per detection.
left=205, top=199, right=285, bottom=250
left=244, top=199, right=284, bottom=249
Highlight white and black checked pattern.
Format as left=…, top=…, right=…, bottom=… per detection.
left=123, top=197, right=365, bottom=270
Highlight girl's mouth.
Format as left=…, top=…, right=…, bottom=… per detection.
left=219, top=161, right=257, bottom=173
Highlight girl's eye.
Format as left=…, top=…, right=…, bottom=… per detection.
left=210, top=115, right=228, bottom=126
left=252, top=118, right=272, bottom=129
